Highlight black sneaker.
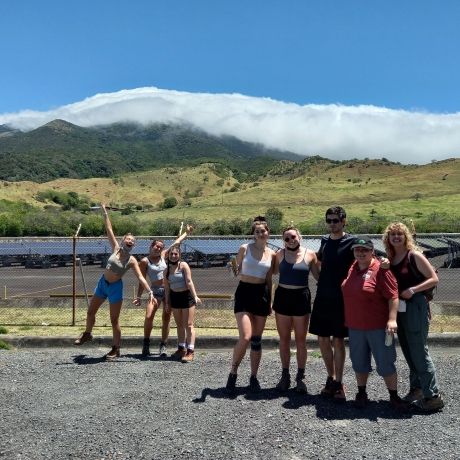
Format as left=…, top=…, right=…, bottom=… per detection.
left=249, top=376, right=261, bottom=393
left=275, top=373, right=291, bottom=392
left=390, top=395, right=411, bottom=412
left=141, top=338, right=150, bottom=357
left=320, top=376, right=334, bottom=398
left=354, top=392, right=369, bottom=409
left=225, top=373, right=237, bottom=395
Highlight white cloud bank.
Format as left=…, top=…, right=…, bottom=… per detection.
left=1, top=87, right=460, bottom=164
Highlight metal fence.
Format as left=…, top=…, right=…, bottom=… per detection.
left=0, top=234, right=459, bottom=330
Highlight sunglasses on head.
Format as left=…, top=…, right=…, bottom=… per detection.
left=326, top=218, right=341, bottom=224
left=284, top=235, right=297, bottom=242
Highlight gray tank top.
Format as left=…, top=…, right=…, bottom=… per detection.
left=106, top=252, right=131, bottom=276
left=168, top=266, right=187, bottom=291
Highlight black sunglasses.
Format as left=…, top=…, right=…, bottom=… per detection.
left=284, top=235, right=297, bottom=242
left=326, top=218, right=341, bottom=224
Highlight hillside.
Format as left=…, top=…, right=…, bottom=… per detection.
left=0, top=120, right=302, bottom=182
left=1, top=157, right=458, bottom=230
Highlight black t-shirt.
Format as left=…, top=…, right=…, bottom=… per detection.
left=316, top=234, right=355, bottom=296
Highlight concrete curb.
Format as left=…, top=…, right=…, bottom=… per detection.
left=2, top=333, right=460, bottom=349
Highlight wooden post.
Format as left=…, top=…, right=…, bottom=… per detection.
left=72, top=224, right=82, bottom=326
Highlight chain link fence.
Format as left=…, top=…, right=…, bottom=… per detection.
left=0, top=234, right=459, bottom=331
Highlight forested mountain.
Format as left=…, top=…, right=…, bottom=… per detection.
left=0, top=120, right=302, bottom=182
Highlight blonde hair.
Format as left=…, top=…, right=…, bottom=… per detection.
left=382, top=222, right=420, bottom=260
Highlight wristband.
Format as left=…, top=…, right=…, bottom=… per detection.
left=408, top=287, right=415, bottom=295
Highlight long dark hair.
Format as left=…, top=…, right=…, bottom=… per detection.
left=166, top=244, right=181, bottom=280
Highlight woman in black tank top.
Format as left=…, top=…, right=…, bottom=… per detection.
left=383, top=222, right=444, bottom=412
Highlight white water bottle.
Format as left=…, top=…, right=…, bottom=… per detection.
left=385, top=331, right=393, bottom=347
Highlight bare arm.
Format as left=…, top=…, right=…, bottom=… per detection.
left=101, top=203, right=118, bottom=252
left=182, top=262, right=201, bottom=305
left=131, top=258, right=153, bottom=296
left=234, top=244, right=246, bottom=276
left=400, top=251, right=438, bottom=300
left=265, top=250, right=275, bottom=312
left=272, top=249, right=282, bottom=275
left=133, top=258, right=149, bottom=305
left=386, top=297, right=399, bottom=333
left=161, top=224, right=193, bottom=257
left=309, top=251, right=320, bottom=281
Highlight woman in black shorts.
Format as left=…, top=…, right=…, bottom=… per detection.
left=164, top=245, right=201, bottom=363
left=273, top=226, right=319, bottom=392
left=225, top=216, right=275, bottom=394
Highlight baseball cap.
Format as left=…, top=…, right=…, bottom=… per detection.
left=351, top=236, right=374, bottom=250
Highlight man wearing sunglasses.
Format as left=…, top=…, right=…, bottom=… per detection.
left=309, top=206, right=355, bottom=402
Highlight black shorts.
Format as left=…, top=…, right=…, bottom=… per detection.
left=309, top=292, right=348, bottom=338
left=273, top=285, right=311, bottom=316
left=234, top=281, right=270, bottom=317
left=170, top=290, right=195, bottom=309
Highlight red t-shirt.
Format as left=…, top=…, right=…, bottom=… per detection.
left=341, top=258, right=398, bottom=330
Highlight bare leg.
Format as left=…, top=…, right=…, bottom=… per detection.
left=172, top=308, right=186, bottom=345
left=231, top=313, right=252, bottom=374
left=109, top=301, right=123, bottom=347
left=292, top=314, right=309, bottom=370
left=161, top=302, right=171, bottom=343
left=85, top=295, right=106, bottom=333
left=275, top=313, right=293, bottom=369
left=356, top=372, right=369, bottom=387
left=143, top=300, right=159, bottom=339
left=250, top=314, right=267, bottom=377
left=383, top=372, right=398, bottom=391
left=318, top=336, right=335, bottom=378
left=184, top=306, right=196, bottom=347
left=332, top=337, right=346, bottom=382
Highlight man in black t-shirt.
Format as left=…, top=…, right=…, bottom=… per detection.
left=309, top=206, right=355, bottom=402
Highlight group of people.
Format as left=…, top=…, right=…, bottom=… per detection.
left=225, top=206, right=444, bottom=413
left=74, top=203, right=444, bottom=413
left=74, top=204, right=200, bottom=363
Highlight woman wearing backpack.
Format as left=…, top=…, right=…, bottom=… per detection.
left=383, top=222, right=444, bottom=412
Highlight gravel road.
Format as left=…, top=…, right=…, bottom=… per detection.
left=1, top=345, right=458, bottom=460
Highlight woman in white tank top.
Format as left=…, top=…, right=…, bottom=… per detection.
left=225, top=216, right=275, bottom=394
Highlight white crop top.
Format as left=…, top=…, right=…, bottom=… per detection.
left=240, top=245, right=272, bottom=278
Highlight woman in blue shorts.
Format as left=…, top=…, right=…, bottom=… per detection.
left=74, top=203, right=155, bottom=360
left=225, top=216, right=275, bottom=394
left=272, top=226, right=319, bottom=393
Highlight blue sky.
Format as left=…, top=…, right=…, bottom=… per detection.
left=1, top=1, right=460, bottom=163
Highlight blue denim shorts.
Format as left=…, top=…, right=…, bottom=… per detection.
left=349, top=328, right=397, bottom=377
left=94, top=275, right=123, bottom=304
left=152, top=285, right=165, bottom=301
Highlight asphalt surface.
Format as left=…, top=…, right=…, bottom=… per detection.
left=1, top=344, right=459, bottom=460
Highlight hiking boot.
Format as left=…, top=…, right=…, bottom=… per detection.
left=320, top=376, right=334, bottom=398
left=159, top=343, right=167, bottom=357
left=332, top=381, right=346, bottom=403
left=402, top=387, right=423, bottom=403
left=104, top=346, right=120, bottom=361
left=74, top=332, right=92, bottom=346
left=275, top=373, right=291, bottom=392
left=390, top=395, right=411, bottom=412
left=354, top=392, right=369, bottom=409
left=181, top=349, right=194, bottom=363
left=412, top=394, right=444, bottom=412
left=141, top=338, right=150, bottom=357
left=225, top=373, right=237, bottom=395
left=295, top=377, right=308, bottom=394
left=171, top=347, right=187, bottom=360
left=249, top=376, right=261, bottom=393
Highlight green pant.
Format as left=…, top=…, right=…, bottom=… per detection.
left=397, top=293, right=439, bottom=398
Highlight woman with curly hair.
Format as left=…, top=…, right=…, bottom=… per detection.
left=383, top=222, right=444, bottom=412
